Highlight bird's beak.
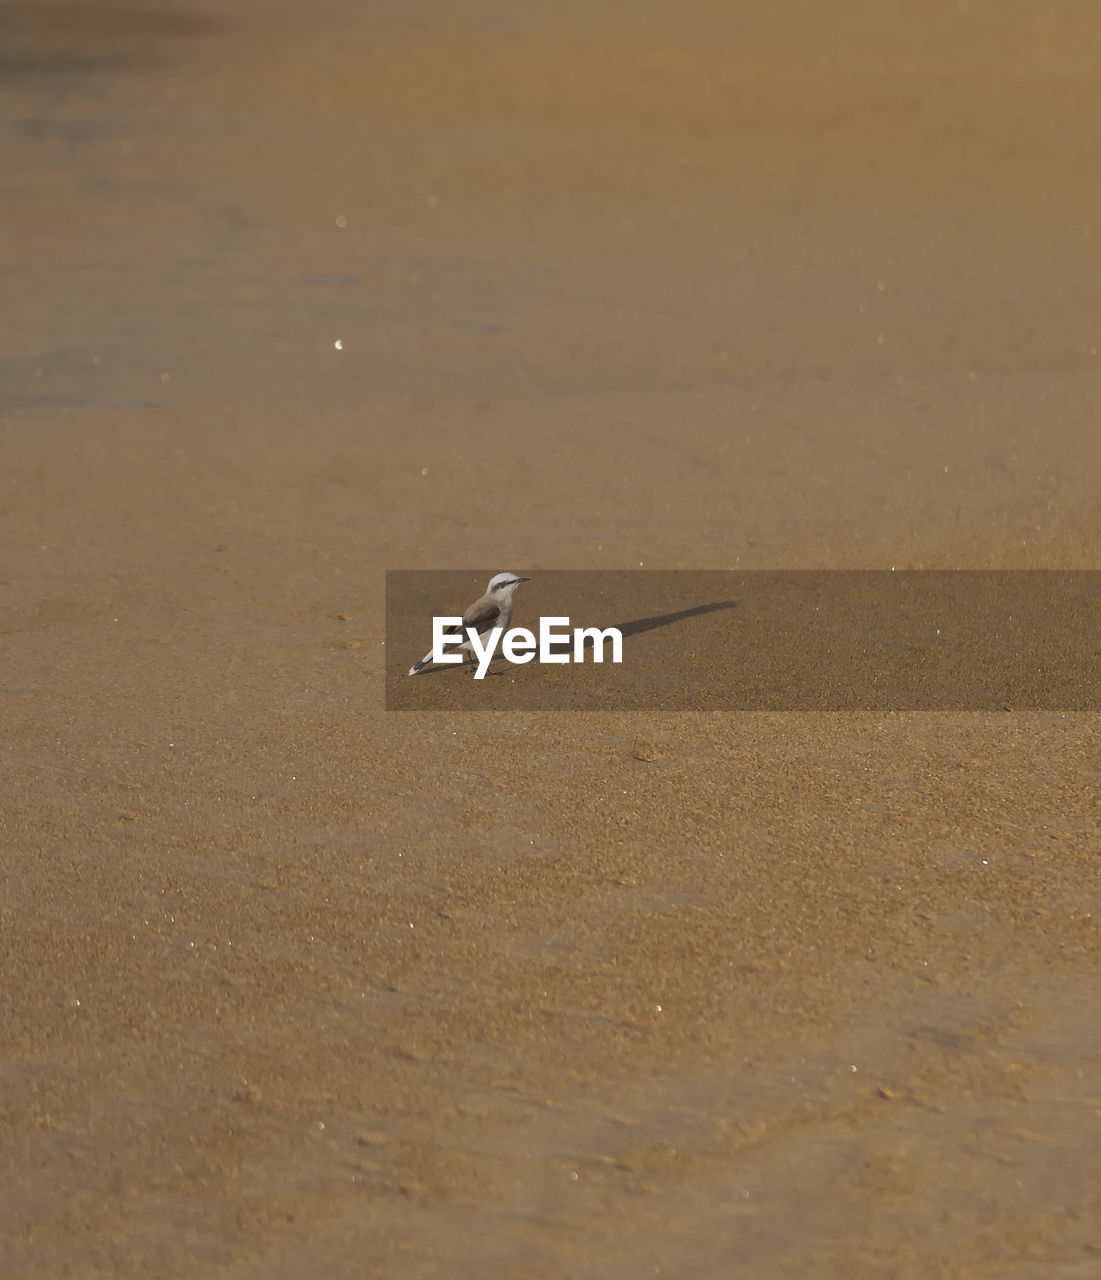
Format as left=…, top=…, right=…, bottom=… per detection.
left=517, top=577, right=531, bottom=583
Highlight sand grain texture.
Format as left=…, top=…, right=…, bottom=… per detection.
left=2, top=1, right=1099, bottom=1276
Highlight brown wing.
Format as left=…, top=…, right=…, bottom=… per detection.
left=461, top=598, right=502, bottom=635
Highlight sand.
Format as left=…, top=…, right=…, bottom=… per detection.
left=2, top=1, right=1099, bottom=1275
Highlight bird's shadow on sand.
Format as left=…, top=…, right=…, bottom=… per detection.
left=598, top=599, right=737, bottom=642
left=409, top=599, right=738, bottom=677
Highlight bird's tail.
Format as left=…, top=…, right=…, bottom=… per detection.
left=408, top=651, right=433, bottom=676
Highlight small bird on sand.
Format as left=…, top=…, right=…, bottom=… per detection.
left=408, top=572, right=530, bottom=675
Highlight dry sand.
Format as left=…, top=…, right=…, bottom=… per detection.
left=2, top=2, right=1099, bottom=1275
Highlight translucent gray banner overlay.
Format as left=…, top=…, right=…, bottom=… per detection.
left=386, top=571, right=1100, bottom=711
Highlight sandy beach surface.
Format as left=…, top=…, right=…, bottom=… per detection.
left=3, top=2, right=1099, bottom=1275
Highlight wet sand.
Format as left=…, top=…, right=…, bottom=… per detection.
left=2, top=2, right=1099, bottom=1275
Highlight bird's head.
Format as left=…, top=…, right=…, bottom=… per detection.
left=487, top=572, right=530, bottom=593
